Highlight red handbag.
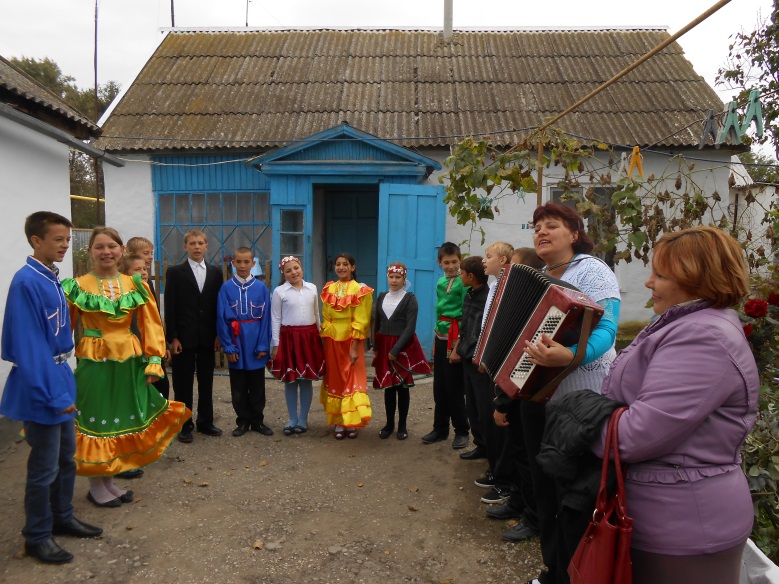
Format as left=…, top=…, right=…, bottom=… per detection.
left=568, top=406, right=633, bottom=584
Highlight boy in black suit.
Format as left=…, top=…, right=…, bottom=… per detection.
left=164, top=230, right=224, bottom=443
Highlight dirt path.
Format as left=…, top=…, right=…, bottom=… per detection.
left=0, top=374, right=544, bottom=583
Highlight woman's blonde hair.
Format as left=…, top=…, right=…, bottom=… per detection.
left=652, top=226, right=749, bottom=308
left=88, top=226, right=123, bottom=249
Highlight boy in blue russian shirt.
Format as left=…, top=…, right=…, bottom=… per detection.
left=0, top=212, right=102, bottom=564
left=216, top=247, right=273, bottom=437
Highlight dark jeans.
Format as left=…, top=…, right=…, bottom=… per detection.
left=172, top=345, right=215, bottom=431
left=521, top=399, right=589, bottom=584
left=229, top=368, right=266, bottom=428
left=22, top=419, right=76, bottom=544
left=432, top=337, right=469, bottom=437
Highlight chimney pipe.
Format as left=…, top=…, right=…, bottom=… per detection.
left=443, top=0, right=453, bottom=42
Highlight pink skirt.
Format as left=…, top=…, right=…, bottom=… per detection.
left=371, top=333, right=432, bottom=389
left=267, top=324, right=325, bottom=382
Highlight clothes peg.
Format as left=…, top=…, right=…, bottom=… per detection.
left=516, top=186, right=526, bottom=203
left=479, top=195, right=490, bottom=211
left=740, top=90, right=764, bottom=139
left=699, top=109, right=719, bottom=149
left=627, top=146, right=643, bottom=178
left=717, top=101, right=742, bottom=146
left=617, top=152, right=629, bottom=178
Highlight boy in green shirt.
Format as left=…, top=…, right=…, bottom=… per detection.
left=421, top=242, right=471, bottom=449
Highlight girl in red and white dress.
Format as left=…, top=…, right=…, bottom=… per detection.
left=371, top=262, right=432, bottom=440
left=268, top=256, right=324, bottom=436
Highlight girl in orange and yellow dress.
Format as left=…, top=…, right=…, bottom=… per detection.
left=62, top=228, right=189, bottom=507
left=319, top=253, right=373, bottom=439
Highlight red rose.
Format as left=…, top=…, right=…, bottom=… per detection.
left=744, top=299, right=769, bottom=318
left=743, top=323, right=753, bottom=336
left=768, top=292, right=779, bottom=307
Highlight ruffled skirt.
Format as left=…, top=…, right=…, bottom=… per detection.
left=74, top=356, right=190, bottom=476
left=372, top=333, right=432, bottom=389
left=267, top=324, right=324, bottom=382
left=320, top=337, right=371, bottom=427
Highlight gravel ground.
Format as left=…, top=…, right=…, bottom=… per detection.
left=0, top=372, right=545, bottom=583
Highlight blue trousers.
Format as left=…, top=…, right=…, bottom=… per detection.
left=22, top=419, right=76, bottom=544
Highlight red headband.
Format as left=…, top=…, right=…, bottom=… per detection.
left=387, top=265, right=407, bottom=277
left=279, top=256, right=300, bottom=271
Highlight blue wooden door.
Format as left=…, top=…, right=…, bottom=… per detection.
left=377, top=183, right=446, bottom=356
left=325, top=189, right=379, bottom=292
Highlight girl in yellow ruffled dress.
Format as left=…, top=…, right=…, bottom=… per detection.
left=320, top=253, right=373, bottom=439
left=62, top=228, right=189, bottom=507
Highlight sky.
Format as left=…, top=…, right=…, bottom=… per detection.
left=0, top=0, right=773, bottom=107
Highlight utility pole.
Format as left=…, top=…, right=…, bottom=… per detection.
left=171, top=0, right=175, bottom=27
left=93, top=0, right=101, bottom=225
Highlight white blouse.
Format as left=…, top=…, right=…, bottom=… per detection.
left=381, top=289, right=407, bottom=319
left=270, top=281, right=320, bottom=347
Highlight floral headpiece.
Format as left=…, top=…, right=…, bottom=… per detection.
left=387, top=265, right=407, bottom=277
left=279, top=255, right=300, bottom=271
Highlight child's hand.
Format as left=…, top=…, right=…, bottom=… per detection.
left=58, top=404, right=78, bottom=415
left=145, top=375, right=157, bottom=386
left=349, top=344, right=358, bottom=365
left=388, top=353, right=396, bottom=361
left=271, top=347, right=278, bottom=359
left=164, top=350, right=171, bottom=362
left=256, top=351, right=267, bottom=359
left=227, top=353, right=239, bottom=363
left=214, top=336, right=222, bottom=352
left=449, top=351, right=461, bottom=364
left=493, top=410, right=509, bottom=427
left=169, top=338, right=183, bottom=355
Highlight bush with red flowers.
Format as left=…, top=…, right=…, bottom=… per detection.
left=745, top=298, right=770, bottom=318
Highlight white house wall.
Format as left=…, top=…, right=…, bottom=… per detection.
left=0, top=116, right=74, bottom=401
left=103, top=154, right=154, bottom=245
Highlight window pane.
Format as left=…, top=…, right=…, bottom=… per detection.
left=175, top=194, right=190, bottom=223
left=207, top=193, right=222, bottom=223
left=191, top=193, right=206, bottom=223
left=237, top=192, right=253, bottom=221
left=280, top=233, right=303, bottom=256
left=281, top=209, right=304, bottom=232
left=159, top=194, right=174, bottom=223
left=255, top=193, right=270, bottom=222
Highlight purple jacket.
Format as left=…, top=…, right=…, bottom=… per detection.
left=595, top=301, right=759, bottom=555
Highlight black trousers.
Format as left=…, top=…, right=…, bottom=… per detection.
left=152, top=360, right=170, bottom=400
left=500, top=399, right=539, bottom=529
left=432, top=338, right=469, bottom=437
left=172, top=344, right=215, bottom=431
left=229, top=368, right=266, bottom=428
left=463, top=361, right=507, bottom=475
left=521, top=399, right=590, bottom=584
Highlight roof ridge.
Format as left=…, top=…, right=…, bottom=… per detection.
left=161, top=26, right=670, bottom=33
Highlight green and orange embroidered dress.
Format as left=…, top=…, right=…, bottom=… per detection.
left=62, top=273, right=190, bottom=476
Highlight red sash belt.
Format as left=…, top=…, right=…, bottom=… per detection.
left=438, top=316, right=460, bottom=352
left=231, top=319, right=256, bottom=339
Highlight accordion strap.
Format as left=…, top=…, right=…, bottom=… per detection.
left=530, top=306, right=596, bottom=403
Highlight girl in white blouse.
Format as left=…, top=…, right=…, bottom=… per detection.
left=268, top=256, right=324, bottom=436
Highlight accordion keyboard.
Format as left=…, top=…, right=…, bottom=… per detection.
left=509, top=306, right=566, bottom=384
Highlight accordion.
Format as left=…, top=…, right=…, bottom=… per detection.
left=473, top=263, right=604, bottom=402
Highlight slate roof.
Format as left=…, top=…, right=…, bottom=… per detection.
left=97, top=28, right=725, bottom=153
left=0, top=55, right=101, bottom=139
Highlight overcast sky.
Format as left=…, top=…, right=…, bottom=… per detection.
left=0, top=0, right=772, bottom=105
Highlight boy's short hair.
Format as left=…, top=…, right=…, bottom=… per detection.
left=234, top=246, right=253, bottom=256
left=512, top=247, right=545, bottom=270
left=126, top=236, right=153, bottom=252
left=486, top=241, right=514, bottom=262
left=24, top=211, right=73, bottom=246
left=460, top=256, right=488, bottom=284
left=120, top=254, right=144, bottom=274
left=184, top=229, right=207, bottom=244
left=438, top=242, right=461, bottom=260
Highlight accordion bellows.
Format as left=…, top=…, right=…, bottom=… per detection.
left=474, top=263, right=604, bottom=402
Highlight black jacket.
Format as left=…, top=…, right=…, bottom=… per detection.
left=163, top=261, right=223, bottom=349
left=372, top=292, right=419, bottom=357
left=537, top=389, right=624, bottom=513
left=456, top=283, right=489, bottom=360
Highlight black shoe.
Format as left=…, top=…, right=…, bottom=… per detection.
left=86, top=491, right=121, bottom=508
left=283, top=426, right=295, bottom=436
left=501, top=521, right=540, bottom=542
left=452, top=435, right=470, bottom=449
left=232, top=424, right=250, bottom=437
left=396, top=429, right=408, bottom=441
left=486, top=501, right=524, bottom=520
left=293, top=425, right=307, bottom=434
left=251, top=424, right=273, bottom=436
left=115, top=468, right=144, bottom=479
left=474, top=472, right=495, bottom=488
left=25, top=539, right=73, bottom=564
left=197, top=424, right=223, bottom=437
left=421, top=430, right=447, bottom=444
left=379, top=426, right=394, bottom=439
left=119, top=490, right=134, bottom=504
left=459, top=447, right=487, bottom=460
left=178, top=430, right=193, bottom=443
left=52, top=517, right=103, bottom=538
left=481, top=486, right=511, bottom=505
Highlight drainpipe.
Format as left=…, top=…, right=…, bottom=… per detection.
left=443, top=0, right=453, bottom=42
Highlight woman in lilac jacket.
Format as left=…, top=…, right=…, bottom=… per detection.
left=596, top=226, right=759, bottom=584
